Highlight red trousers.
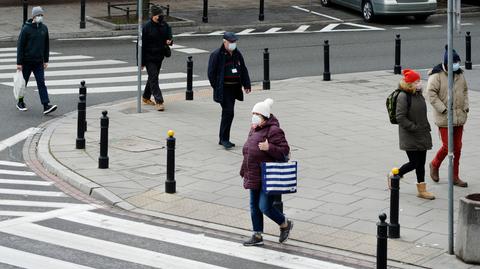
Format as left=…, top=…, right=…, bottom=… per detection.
left=431, top=126, right=463, bottom=179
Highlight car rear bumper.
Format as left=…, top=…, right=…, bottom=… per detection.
left=373, top=1, right=437, bottom=15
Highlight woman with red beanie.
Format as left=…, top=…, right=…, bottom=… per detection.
left=389, top=69, right=435, bottom=200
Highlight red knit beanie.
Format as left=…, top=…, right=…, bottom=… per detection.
left=402, top=69, right=420, bottom=83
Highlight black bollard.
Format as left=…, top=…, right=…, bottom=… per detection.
left=76, top=94, right=86, bottom=149
left=394, top=34, right=402, bottom=75
left=272, top=195, right=283, bottom=213
left=186, top=56, right=193, bottom=100
left=377, top=213, right=388, bottom=269
left=165, top=130, right=176, bottom=193
left=263, top=48, right=270, bottom=90
left=323, top=40, right=331, bottom=81
left=107, top=2, right=111, bottom=19
left=202, top=0, right=208, bottom=23
left=259, top=0, right=265, bottom=21
left=23, top=0, right=28, bottom=26
left=465, top=32, right=472, bottom=70
left=79, top=81, right=87, bottom=132
left=80, top=0, right=86, bottom=29
left=98, top=111, right=109, bottom=169
left=388, top=168, right=400, bottom=238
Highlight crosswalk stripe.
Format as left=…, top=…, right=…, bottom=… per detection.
left=0, top=66, right=138, bottom=79
left=236, top=28, right=256, bottom=35
left=47, top=80, right=211, bottom=95
left=0, top=48, right=17, bottom=52
left=170, top=44, right=186, bottom=49
left=174, top=48, right=209, bottom=54
left=0, top=128, right=41, bottom=153
left=265, top=27, right=282, bottom=33
left=0, top=246, right=96, bottom=269
left=0, top=55, right=94, bottom=63
left=0, top=179, right=53, bottom=186
left=0, top=52, right=61, bottom=58
left=0, top=160, right=26, bottom=167
left=294, top=25, right=310, bottom=32
left=0, top=200, right=84, bottom=208
left=0, top=211, right=39, bottom=217
left=0, top=188, right=67, bottom=197
left=0, top=169, right=35, bottom=176
left=2, top=73, right=190, bottom=87
left=0, top=60, right=125, bottom=71
left=176, top=32, right=195, bottom=37
left=423, top=25, right=442, bottom=28
left=61, top=211, right=354, bottom=269
left=2, top=223, right=228, bottom=269
left=208, top=31, right=225, bottom=35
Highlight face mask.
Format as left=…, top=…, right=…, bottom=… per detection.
left=228, top=42, right=237, bottom=51
left=452, top=63, right=460, bottom=71
left=415, top=81, right=422, bottom=90
left=251, top=114, right=262, bottom=126
left=35, top=16, right=44, bottom=24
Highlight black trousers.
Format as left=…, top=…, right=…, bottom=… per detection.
left=144, top=61, right=164, bottom=104
left=399, top=150, right=427, bottom=183
left=219, top=84, right=240, bottom=143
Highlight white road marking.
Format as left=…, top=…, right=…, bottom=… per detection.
left=1, top=223, right=229, bottom=269
left=0, top=47, right=17, bottom=52
left=0, top=160, right=26, bottom=167
left=60, top=211, right=355, bottom=269
left=47, top=80, right=211, bottom=95
left=0, top=179, right=53, bottom=186
left=174, top=48, right=209, bottom=54
left=294, top=25, right=311, bottom=32
left=0, top=55, right=94, bottom=63
left=0, top=60, right=126, bottom=71
left=392, top=27, right=411, bottom=30
left=57, top=35, right=137, bottom=41
left=319, top=22, right=384, bottom=32
left=423, top=25, right=442, bottom=28
left=461, top=23, right=473, bottom=26
left=207, top=30, right=226, bottom=35
left=0, top=246, right=96, bottom=269
left=291, top=5, right=344, bottom=22
left=0, top=188, right=67, bottom=197
left=236, top=28, right=256, bottom=35
left=265, top=27, right=282, bottom=34
left=0, top=66, right=138, bottom=79
left=0, top=200, right=85, bottom=208
left=0, top=52, right=60, bottom=58
left=0, top=169, right=35, bottom=176
left=170, top=44, right=186, bottom=49
left=175, top=32, right=196, bottom=37
left=0, top=211, right=39, bottom=217
left=0, top=128, right=40, bottom=153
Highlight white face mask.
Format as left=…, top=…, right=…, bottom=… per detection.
left=452, top=63, right=460, bottom=71
left=251, top=114, right=262, bottom=126
left=228, top=42, right=237, bottom=51
left=35, top=16, right=44, bottom=24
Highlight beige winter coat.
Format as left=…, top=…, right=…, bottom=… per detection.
left=426, top=64, right=469, bottom=127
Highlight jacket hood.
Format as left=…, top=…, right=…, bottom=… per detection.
left=429, top=63, right=463, bottom=76
left=399, top=80, right=417, bottom=94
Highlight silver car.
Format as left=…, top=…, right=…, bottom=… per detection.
left=320, top=0, right=437, bottom=22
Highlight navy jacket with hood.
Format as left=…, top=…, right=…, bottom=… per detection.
left=17, top=19, right=49, bottom=65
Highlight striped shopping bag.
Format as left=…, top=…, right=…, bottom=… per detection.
left=261, top=161, right=298, bottom=195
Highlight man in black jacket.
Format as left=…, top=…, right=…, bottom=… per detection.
left=208, top=32, right=251, bottom=149
left=141, top=5, right=172, bottom=111
left=16, top=6, right=57, bottom=114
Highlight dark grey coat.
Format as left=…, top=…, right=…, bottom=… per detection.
left=396, top=90, right=432, bottom=151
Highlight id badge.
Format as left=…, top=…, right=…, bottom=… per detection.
left=232, top=68, right=238, bottom=74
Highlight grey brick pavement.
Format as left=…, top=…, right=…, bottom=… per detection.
left=37, top=68, right=480, bottom=268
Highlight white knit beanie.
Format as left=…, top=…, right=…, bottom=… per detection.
left=252, top=98, right=274, bottom=118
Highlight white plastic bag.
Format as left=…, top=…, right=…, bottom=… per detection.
left=13, top=70, right=25, bottom=100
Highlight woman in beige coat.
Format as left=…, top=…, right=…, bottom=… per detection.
left=426, top=48, right=469, bottom=187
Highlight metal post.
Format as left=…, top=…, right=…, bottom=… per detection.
left=80, top=0, right=86, bottom=29
left=323, top=40, right=331, bottom=81
left=76, top=95, right=86, bottom=149
left=377, top=213, right=388, bottom=269
left=388, top=168, right=400, bottom=238
left=137, top=0, right=143, bottom=113
left=79, top=81, right=87, bottom=132
left=272, top=195, right=283, bottom=213
left=186, top=56, right=193, bottom=100
left=259, top=0, right=265, bottom=21
left=165, top=130, right=176, bottom=193
left=202, top=0, right=208, bottom=23
left=98, top=111, right=109, bottom=169
left=166, top=5, right=170, bottom=16
left=23, top=0, right=28, bottom=26
left=107, top=2, right=111, bottom=19
left=447, top=0, right=455, bottom=253
left=126, top=7, right=130, bottom=24
left=394, top=34, right=401, bottom=74
left=465, top=32, right=472, bottom=70
left=263, top=48, right=270, bottom=90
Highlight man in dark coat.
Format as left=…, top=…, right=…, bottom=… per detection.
left=141, top=5, right=172, bottom=111
left=208, top=32, right=251, bottom=149
left=16, top=6, right=57, bottom=114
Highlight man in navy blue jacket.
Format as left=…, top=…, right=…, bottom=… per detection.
left=208, top=32, right=251, bottom=149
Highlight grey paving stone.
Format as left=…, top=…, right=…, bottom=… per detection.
left=309, top=214, right=357, bottom=228
left=283, top=197, right=326, bottom=211
left=318, top=193, right=363, bottom=205
left=323, top=183, right=367, bottom=195
left=311, top=202, right=360, bottom=216
left=343, top=220, right=377, bottom=236
left=283, top=208, right=321, bottom=222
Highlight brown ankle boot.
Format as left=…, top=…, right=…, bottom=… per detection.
left=454, top=178, right=468, bottom=188
left=429, top=162, right=439, bottom=182
left=416, top=182, right=435, bottom=200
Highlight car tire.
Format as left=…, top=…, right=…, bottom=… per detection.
left=320, top=0, right=331, bottom=7
left=362, top=1, right=375, bottom=22
left=414, top=15, right=430, bottom=22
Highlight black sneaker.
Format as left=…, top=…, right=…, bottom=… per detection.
left=221, top=141, right=234, bottom=149
left=243, top=234, right=264, bottom=247
left=279, top=219, right=293, bottom=243
left=43, top=104, right=57, bottom=115
left=16, top=101, right=28, bottom=111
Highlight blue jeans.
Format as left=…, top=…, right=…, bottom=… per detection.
left=249, top=189, right=285, bottom=233
left=22, top=62, right=50, bottom=105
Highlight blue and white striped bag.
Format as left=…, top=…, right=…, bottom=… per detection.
left=261, top=161, right=298, bottom=195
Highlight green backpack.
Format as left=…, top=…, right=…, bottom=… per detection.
left=386, top=89, right=411, bottom=124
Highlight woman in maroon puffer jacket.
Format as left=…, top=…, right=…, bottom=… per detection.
left=240, top=98, right=293, bottom=246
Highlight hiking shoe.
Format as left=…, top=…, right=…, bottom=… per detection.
left=279, top=219, right=293, bottom=243
left=155, top=103, right=165, bottom=111
left=243, top=234, right=264, bottom=247
left=16, top=101, right=28, bottom=111
left=43, top=104, right=57, bottom=115
left=142, top=97, right=155, bottom=106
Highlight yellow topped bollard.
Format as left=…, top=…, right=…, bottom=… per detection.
left=391, top=167, right=399, bottom=175
left=167, top=130, right=175, bottom=138
left=389, top=166, right=401, bottom=239
left=166, top=130, right=176, bottom=193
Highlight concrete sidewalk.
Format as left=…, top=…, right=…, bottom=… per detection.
left=34, top=67, right=480, bottom=268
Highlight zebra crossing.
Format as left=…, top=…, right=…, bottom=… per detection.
left=0, top=159, right=355, bottom=269
left=0, top=47, right=210, bottom=95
